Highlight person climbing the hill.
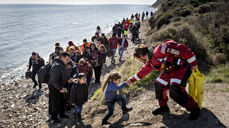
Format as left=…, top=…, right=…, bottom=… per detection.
left=55, top=42, right=64, bottom=51
left=77, top=58, right=92, bottom=86
left=108, top=33, right=119, bottom=65
left=146, top=11, right=149, bottom=18
left=28, top=52, right=45, bottom=90
left=81, top=39, right=90, bottom=53
left=123, top=19, right=130, bottom=38
left=91, top=32, right=100, bottom=43
left=66, top=41, right=80, bottom=53
left=130, top=23, right=140, bottom=44
left=100, top=33, right=109, bottom=49
left=102, top=72, right=132, bottom=125
left=142, top=12, right=145, bottom=21
left=118, top=34, right=128, bottom=62
left=116, top=22, right=123, bottom=38
left=70, top=73, right=88, bottom=122
left=49, top=46, right=61, bottom=63
left=96, top=26, right=102, bottom=36
left=127, top=39, right=200, bottom=120
left=96, top=45, right=107, bottom=84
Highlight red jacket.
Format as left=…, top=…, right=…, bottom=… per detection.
left=77, top=63, right=91, bottom=76
left=131, top=39, right=198, bottom=82
left=124, top=21, right=130, bottom=29
left=108, top=37, right=119, bottom=49
left=118, top=39, right=128, bottom=49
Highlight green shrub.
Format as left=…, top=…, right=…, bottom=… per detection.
left=175, top=7, right=192, bottom=17
left=189, top=0, right=200, bottom=7
left=156, top=11, right=173, bottom=29
left=215, top=53, right=227, bottom=64
left=198, top=4, right=212, bottom=13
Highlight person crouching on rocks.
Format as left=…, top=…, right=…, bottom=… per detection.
left=101, top=72, right=132, bottom=125
left=70, top=73, right=88, bottom=122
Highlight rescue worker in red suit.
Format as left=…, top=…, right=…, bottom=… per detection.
left=127, top=39, right=200, bottom=120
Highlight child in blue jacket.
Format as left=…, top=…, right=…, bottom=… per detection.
left=101, top=72, right=132, bottom=125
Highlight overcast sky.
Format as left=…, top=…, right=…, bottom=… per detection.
left=0, top=0, right=156, bottom=5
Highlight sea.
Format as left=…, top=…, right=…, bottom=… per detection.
left=0, top=4, right=156, bottom=84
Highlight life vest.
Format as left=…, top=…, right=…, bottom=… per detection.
left=150, top=42, right=188, bottom=73
left=81, top=43, right=90, bottom=53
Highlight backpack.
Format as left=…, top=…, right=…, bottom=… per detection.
left=38, top=63, right=52, bottom=83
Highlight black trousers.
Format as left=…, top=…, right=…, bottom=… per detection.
left=48, top=86, right=65, bottom=119
left=31, top=69, right=41, bottom=89
left=93, top=64, right=103, bottom=83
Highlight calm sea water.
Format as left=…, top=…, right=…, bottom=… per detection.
left=0, top=4, right=155, bottom=84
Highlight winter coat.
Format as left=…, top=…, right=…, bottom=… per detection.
left=91, top=36, right=100, bottom=43
left=100, top=37, right=109, bottom=49
left=70, top=83, right=88, bottom=106
left=28, top=55, right=45, bottom=71
left=116, top=24, right=123, bottom=33
left=49, top=52, right=60, bottom=63
left=68, top=66, right=78, bottom=78
left=77, top=63, right=91, bottom=76
left=83, top=51, right=93, bottom=63
left=123, top=21, right=130, bottom=29
left=98, top=51, right=107, bottom=65
left=118, top=39, right=128, bottom=49
left=105, top=82, right=127, bottom=101
left=48, top=59, right=70, bottom=91
left=108, top=37, right=119, bottom=49
left=90, top=49, right=99, bottom=67
left=70, top=52, right=82, bottom=63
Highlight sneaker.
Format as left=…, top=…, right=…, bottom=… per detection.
left=33, top=83, right=37, bottom=88
left=189, top=107, right=200, bottom=120
left=123, top=107, right=133, bottom=114
left=102, top=121, right=111, bottom=125
left=152, top=105, right=170, bottom=115
left=60, top=114, right=69, bottom=118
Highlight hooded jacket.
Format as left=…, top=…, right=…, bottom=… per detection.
left=70, top=83, right=88, bottom=106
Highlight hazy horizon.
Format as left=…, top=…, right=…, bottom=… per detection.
left=0, top=0, right=156, bottom=5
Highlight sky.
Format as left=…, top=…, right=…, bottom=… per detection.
left=0, top=0, right=156, bottom=5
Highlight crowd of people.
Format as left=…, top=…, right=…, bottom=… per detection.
left=26, top=10, right=202, bottom=125
left=27, top=11, right=153, bottom=125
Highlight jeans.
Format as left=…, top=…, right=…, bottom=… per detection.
left=102, top=95, right=127, bottom=123
left=111, top=49, right=116, bottom=64
left=118, top=48, right=124, bottom=61
left=74, top=105, right=82, bottom=114
left=31, top=69, right=41, bottom=89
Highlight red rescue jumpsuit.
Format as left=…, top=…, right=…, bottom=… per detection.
left=131, top=39, right=198, bottom=111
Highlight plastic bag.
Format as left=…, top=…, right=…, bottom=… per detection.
left=188, top=68, right=204, bottom=109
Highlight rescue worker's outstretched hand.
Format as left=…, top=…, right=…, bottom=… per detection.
left=127, top=80, right=132, bottom=85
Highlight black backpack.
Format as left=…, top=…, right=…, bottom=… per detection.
left=38, top=63, right=52, bottom=84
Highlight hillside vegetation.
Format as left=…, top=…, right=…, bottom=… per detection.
left=82, top=0, right=229, bottom=127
